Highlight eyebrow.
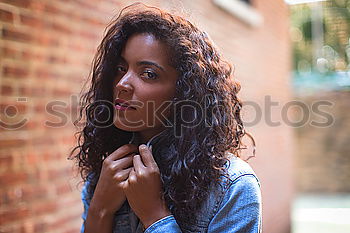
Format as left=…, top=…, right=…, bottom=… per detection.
left=137, top=61, right=165, bottom=72
left=119, top=56, right=165, bottom=72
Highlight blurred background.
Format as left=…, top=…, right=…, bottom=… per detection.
left=288, top=0, right=350, bottom=233
left=0, top=0, right=349, bottom=232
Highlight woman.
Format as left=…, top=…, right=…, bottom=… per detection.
left=70, top=3, right=262, bottom=233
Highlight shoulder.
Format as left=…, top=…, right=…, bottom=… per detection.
left=207, top=154, right=262, bottom=232
left=220, top=153, right=261, bottom=205
left=223, top=152, right=261, bottom=188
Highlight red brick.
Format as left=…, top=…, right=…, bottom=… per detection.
left=53, top=88, right=72, bottom=96
left=0, top=120, right=28, bottom=131
left=2, top=27, right=32, bottom=43
left=47, top=167, right=71, bottom=181
left=1, top=84, right=14, bottom=95
left=50, top=213, right=75, bottom=229
left=19, top=86, right=46, bottom=97
left=18, top=87, right=29, bottom=96
left=43, top=4, right=60, bottom=14
left=50, top=21, right=73, bottom=35
left=0, top=184, right=48, bottom=206
left=61, top=135, right=75, bottom=145
left=0, top=0, right=32, bottom=8
left=22, top=50, right=45, bottom=61
left=46, top=54, right=66, bottom=64
left=0, top=48, right=43, bottom=62
left=74, top=0, right=100, bottom=11
left=25, top=153, right=38, bottom=165
left=0, top=154, right=13, bottom=169
left=21, top=120, right=41, bottom=130
left=34, top=67, right=60, bottom=79
left=33, top=222, right=49, bottom=233
left=2, top=65, right=29, bottom=78
left=42, top=152, right=62, bottom=162
left=18, top=221, right=48, bottom=233
left=79, top=15, right=105, bottom=27
left=1, top=46, right=20, bottom=59
left=56, top=183, right=72, bottom=195
left=0, top=187, right=27, bottom=206
left=20, top=14, right=44, bottom=28
left=0, top=207, right=30, bottom=224
left=32, top=201, right=57, bottom=215
left=0, top=9, right=14, bottom=23
left=0, top=191, right=11, bottom=207
left=0, top=102, right=28, bottom=115
left=33, top=102, right=46, bottom=113
left=78, top=30, right=99, bottom=40
left=21, top=185, right=49, bottom=203
left=30, top=1, right=45, bottom=12
left=0, top=139, right=27, bottom=148
left=33, top=33, right=60, bottom=46
left=0, top=172, right=28, bottom=186
left=37, top=86, right=47, bottom=96
left=64, top=227, right=81, bottom=233
left=0, top=224, right=18, bottom=233
left=30, top=136, right=54, bottom=146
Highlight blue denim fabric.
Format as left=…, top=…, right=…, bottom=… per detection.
left=144, top=215, right=182, bottom=233
left=80, top=155, right=262, bottom=233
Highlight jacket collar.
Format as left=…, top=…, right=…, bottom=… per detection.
left=128, top=129, right=166, bottom=152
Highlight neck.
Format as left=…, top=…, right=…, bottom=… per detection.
left=138, top=128, right=165, bottom=143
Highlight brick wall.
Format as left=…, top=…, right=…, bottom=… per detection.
left=296, top=90, right=350, bottom=193
left=0, top=0, right=293, bottom=233
left=0, top=0, right=131, bottom=232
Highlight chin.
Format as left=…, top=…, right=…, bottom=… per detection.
left=113, top=118, right=144, bottom=132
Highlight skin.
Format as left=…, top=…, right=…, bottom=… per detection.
left=84, top=144, right=138, bottom=233
left=125, top=144, right=171, bottom=228
left=113, top=33, right=178, bottom=143
left=84, top=33, right=178, bottom=232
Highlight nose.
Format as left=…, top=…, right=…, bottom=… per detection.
left=115, top=71, right=134, bottom=97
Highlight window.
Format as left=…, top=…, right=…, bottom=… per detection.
left=213, top=0, right=263, bottom=27
left=240, top=0, right=252, bottom=4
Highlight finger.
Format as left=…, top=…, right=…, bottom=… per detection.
left=139, top=144, right=157, bottom=167
left=114, top=167, right=133, bottom=182
left=112, top=154, right=134, bottom=170
left=120, top=180, right=128, bottom=190
left=133, top=154, right=146, bottom=174
left=127, top=167, right=137, bottom=184
left=108, top=144, right=138, bottom=161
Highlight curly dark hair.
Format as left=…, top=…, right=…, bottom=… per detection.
left=69, top=2, right=255, bottom=225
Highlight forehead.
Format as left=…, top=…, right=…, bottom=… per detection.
left=121, top=33, right=171, bottom=64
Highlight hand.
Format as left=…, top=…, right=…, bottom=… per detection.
left=123, top=144, right=171, bottom=229
left=89, top=144, right=138, bottom=217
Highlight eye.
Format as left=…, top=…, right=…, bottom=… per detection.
left=141, top=70, right=158, bottom=80
left=116, top=65, right=127, bottom=73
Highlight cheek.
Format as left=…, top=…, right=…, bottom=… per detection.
left=140, top=89, right=174, bottom=120
left=138, top=84, right=175, bottom=104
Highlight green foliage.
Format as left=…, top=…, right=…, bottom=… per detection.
left=290, top=0, right=350, bottom=73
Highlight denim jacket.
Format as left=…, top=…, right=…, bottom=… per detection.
left=80, top=154, right=262, bottom=233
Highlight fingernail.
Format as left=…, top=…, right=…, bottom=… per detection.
left=140, top=144, right=147, bottom=150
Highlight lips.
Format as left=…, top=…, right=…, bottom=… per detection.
left=114, top=98, right=136, bottom=110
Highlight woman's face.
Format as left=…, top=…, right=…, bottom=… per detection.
left=112, top=33, right=178, bottom=142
